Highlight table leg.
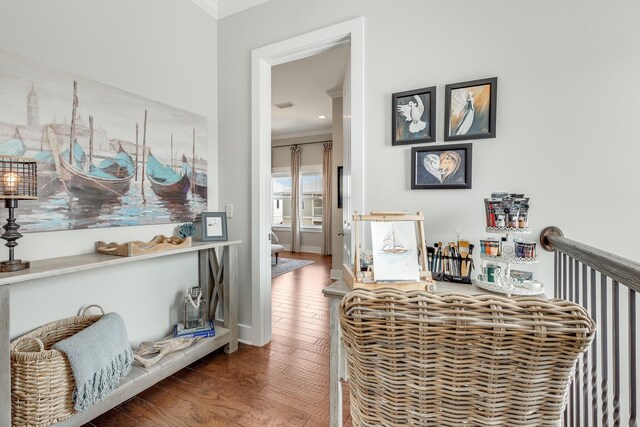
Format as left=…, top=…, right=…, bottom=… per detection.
left=328, top=295, right=343, bottom=427
left=0, top=284, right=11, bottom=427
left=224, top=245, right=238, bottom=353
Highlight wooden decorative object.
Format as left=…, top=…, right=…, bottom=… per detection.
left=539, top=225, right=564, bottom=252
left=95, top=235, right=191, bottom=257
left=343, top=211, right=435, bottom=291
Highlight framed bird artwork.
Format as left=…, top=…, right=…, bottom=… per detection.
left=392, top=86, right=436, bottom=145
left=444, top=77, right=497, bottom=141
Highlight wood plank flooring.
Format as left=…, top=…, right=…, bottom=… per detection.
left=88, top=251, right=350, bottom=426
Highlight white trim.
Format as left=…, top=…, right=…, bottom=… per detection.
left=218, top=0, right=270, bottom=19
left=278, top=244, right=321, bottom=254
left=252, top=17, right=365, bottom=346
left=300, top=245, right=321, bottom=254
left=191, top=0, right=218, bottom=19
left=238, top=323, right=253, bottom=344
left=271, top=129, right=333, bottom=141
left=326, top=86, right=343, bottom=99
left=272, top=225, right=322, bottom=234
left=330, top=269, right=344, bottom=280
left=301, top=226, right=322, bottom=233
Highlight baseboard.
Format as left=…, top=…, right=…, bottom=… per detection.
left=300, top=246, right=321, bottom=254
left=330, top=269, right=343, bottom=279
left=281, top=244, right=321, bottom=254
left=238, top=323, right=253, bottom=345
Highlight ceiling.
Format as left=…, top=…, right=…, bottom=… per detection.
left=271, top=45, right=349, bottom=139
left=189, top=1, right=349, bottom=139
left=191, top=0, right=271, bottom=19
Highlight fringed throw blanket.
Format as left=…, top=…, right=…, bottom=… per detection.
left=53, top=312, right=133, bottom=411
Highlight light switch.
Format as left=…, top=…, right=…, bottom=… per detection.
left=225, top=204, right=233, bottom=218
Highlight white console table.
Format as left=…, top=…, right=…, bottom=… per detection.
left=0, top=240, right=240, bottom=427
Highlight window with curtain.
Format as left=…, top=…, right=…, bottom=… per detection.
left=271, top=168, right=323, bottom=228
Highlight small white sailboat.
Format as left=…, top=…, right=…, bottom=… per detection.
left=380, top=225, right=410, bottom=254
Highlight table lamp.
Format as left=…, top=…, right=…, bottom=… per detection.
left=0, top=156, right=37, bottom=272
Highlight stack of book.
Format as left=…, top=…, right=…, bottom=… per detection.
left=173, top=320, right=215, bottom=338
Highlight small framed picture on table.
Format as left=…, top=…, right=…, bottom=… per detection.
left=201, top=212, right=228, bottom=241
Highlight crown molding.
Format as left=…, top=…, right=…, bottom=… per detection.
left=191, top=0, right=218, bottom=19
left=326, top=86, right=343, bottom=99
left=271, top=129, right=332, bottom=141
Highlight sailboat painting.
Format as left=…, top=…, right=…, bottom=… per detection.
left=370, top=221, right=420, bottom=282
left=0, top=49, right=208, bottom=232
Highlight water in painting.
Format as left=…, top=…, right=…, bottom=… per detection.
left=0, top=49, right=208, bottom=232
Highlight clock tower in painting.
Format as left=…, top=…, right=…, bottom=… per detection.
left=26, top=84, right=39, bottom=129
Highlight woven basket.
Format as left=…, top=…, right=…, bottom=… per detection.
left=10, top=305, right=105, bottom=427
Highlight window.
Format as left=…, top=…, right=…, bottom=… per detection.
left=301, top=172, right=322, bottom=227
left=272, top=175, right=291, bottom=225
left=271, top=167, right=323, bottom=228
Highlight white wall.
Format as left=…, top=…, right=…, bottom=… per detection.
left=0, top=0, right=218, bottom=345
left=219, top=0, right=640, bottom=341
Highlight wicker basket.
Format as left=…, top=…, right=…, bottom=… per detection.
left=10, top=305, right=105, bottom=427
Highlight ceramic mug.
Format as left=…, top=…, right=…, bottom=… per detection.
left=483, top=264, right=502, bottom=283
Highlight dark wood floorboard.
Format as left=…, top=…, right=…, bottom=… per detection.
left=90, top=251, right=350, bottom=426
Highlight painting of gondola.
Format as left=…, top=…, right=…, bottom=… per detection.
left=0, top=49, right=208, bottom=232
left=145, top=151, right=190, bottom=200
left=60, top=141, right=134, bottom=198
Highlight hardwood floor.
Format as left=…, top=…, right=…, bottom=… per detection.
left=88, top=251, right=350, bottom=426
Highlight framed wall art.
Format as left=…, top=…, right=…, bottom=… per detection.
left=201, top=212, right=228, bottom=241
left=0, top=49, right=209, bottom=233
left=392, top=86, right=436, bottom=145
left=337, top=166, right=343, bottom=209
left=411, top=143, right=472, bottom=189
left=444, top=77, right=497, bottom=141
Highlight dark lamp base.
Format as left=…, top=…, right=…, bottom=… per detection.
left=0, top=259, right=30, bottom=272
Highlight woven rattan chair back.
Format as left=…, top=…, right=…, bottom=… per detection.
left=340, top=289, right=596, bottom=427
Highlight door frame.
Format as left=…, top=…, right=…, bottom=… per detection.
left=251, top=17, right=365, bottom=346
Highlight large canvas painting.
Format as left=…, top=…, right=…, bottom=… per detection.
left=0, top=50, right=208, bottom=232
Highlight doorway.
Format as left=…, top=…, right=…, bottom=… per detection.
left=251, top=18, right=365, bottom=346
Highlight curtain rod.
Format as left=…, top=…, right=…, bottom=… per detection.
left=271, top=140, right=332, bottom=148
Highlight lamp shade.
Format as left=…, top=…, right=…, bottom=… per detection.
left=0, top=156, right=37, bottom=200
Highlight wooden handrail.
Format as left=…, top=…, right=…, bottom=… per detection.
left=540, top=226, right=640, bottom=293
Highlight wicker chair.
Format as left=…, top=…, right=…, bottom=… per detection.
left=339, top=289, right=596, bottom=427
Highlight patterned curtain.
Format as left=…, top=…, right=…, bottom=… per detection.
left=290, top=145, right=301, bottom=252
left=321, top=142, right=332, bottom=255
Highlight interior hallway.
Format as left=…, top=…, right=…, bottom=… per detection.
left=88, top=251, right=350, bottom=426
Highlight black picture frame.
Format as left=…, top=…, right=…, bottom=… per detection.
left=337, top=166, right=343, bottom=209
left=444, top=77, right=497, bottom=142
left=411, top=143, right=472, bottom=189
left=392, top=86, right=436, bottom=145
left=201, top=211, right=228, bottom=241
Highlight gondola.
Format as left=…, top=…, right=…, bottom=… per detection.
left=145, top=151, right=190, bottom=199
left=60, top=141, right=134, bottom=198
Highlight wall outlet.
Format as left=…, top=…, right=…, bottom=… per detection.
left=225, top=204, right=233, bottom=218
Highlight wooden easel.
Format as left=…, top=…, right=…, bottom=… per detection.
left=343, top=211, right=435, bottom=291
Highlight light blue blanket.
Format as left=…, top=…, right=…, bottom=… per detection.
left=53, top=312, right=133, bottom=412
